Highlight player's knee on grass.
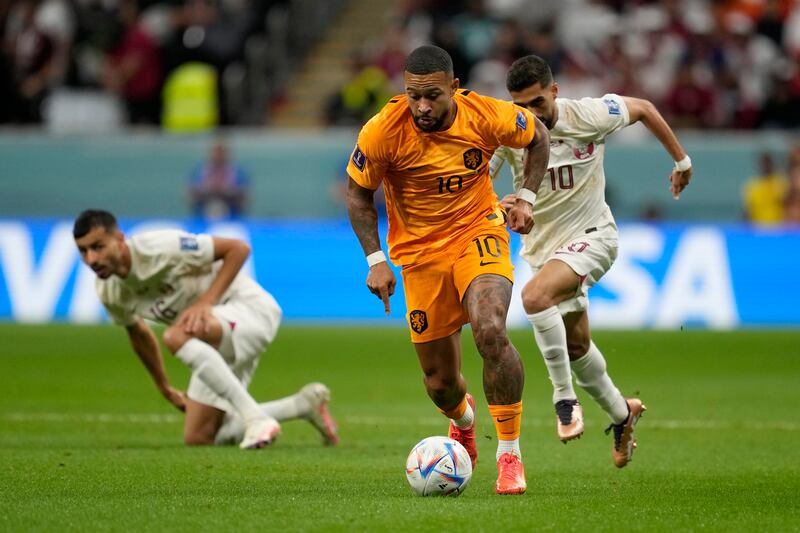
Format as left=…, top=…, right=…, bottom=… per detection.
left=184, top=428, right=216, bottom=446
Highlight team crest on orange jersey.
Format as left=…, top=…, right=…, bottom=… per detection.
left=409, top=310, right=428, bottom=334
left=463, top=148, right=482, bottom=170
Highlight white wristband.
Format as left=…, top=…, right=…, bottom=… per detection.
left=366, top=250, right=387, bottom=267
left=516, top=188, right=537, bottom=206
left=674, top=155, right=691, bottom=172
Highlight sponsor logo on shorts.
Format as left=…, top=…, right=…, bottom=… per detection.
left=409, top=309, right=428, bottom=334
left=352, top=145, right=366, bottom=171
left=479, top=260, right=500, bottom=266
left=180, top=236, right=198, bottom=251
left=463, top=148, right=482, bottom=170
left=516, top=110, right=528, bottom=130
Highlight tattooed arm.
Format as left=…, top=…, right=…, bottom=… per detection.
left=507, top=116, right=550, bottom=234
left=347, top=178, right=395, bottom=315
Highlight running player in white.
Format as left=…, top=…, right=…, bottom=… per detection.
left=491, top=56, right=692, bottom=467
left=73, top=209, right=338, bottom=449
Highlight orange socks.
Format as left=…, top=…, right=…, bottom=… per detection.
left=439, top=395, right=468, bottom=420
left=488, top=401, right=523, bottom=441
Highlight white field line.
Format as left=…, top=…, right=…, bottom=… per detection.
left=1, top=412, right=799, bottom=432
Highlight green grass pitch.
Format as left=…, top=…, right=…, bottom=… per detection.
left=1, top=324, right=799, bottom=532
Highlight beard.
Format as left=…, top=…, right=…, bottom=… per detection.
left=413, top=113, right=445, bottom=132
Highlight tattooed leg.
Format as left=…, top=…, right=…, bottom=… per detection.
left=464, top=274, right=524, bottom=405
left=413, top=331, right=467, bottom=410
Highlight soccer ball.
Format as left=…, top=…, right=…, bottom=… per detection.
left=405, top=436, right=472, bottom=496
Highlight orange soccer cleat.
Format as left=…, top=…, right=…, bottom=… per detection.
left=448, top=393, right=477, bottom=469
left=495, top=453, right=526, bottom=495
left=605, top=398, right=647, bottom=468
left=555, top=399, right=584, bottom=443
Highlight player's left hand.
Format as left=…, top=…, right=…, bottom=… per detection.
left=507, top=198, right=535, bottom=234
left=669, top=167, right=692, bottom=200
left=175, top=301, right=214, bottom=336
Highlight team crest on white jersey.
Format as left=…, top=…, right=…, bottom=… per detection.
left=572, top=142, right=595, bottom=160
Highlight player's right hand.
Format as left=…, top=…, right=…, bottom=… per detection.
left=366, top=262, right=395, bottom=316
left=162, top=385, right=187, bottom=412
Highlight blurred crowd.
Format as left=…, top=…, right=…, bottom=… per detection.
left=0, top=0, right=298, bottom=127
left=326, top=0, right=800, bottom=129
left=3, top=0, right=800, bottom=132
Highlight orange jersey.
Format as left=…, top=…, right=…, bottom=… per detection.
left=347, top=89, right=537, bottom=266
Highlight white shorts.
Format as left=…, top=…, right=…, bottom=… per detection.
left=529, top=224, right=618, bottom=315
left=187, top=279, right=282, bottom=412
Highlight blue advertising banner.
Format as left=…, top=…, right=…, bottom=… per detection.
left=0, top=219, right=798, bottom=328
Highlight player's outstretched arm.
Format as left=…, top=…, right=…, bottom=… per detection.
left=623, top=96, right=692, bottom=199
left=125, top=319, right=186, bottom=412
left=176, top=237, right=250, bottom=336
left=347, top=177, right=395, bottom=315
left=508, top=116, right=550, bottom=234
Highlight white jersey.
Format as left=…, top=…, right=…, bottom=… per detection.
left=96, top=229, right=251, bottom=326
left=491, top=94, right=629, bottom=267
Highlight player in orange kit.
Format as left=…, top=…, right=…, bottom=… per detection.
left=346, top=45, right=550, bottom=494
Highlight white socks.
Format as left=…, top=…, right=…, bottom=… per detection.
left=496, top=438, right=521, bottom=461
left=215, top=392, right=309, bottom=445
left=529, top=306, right=628, bottom=424
left=175, top=338, right=263, bottom=424
left=528, top=306, right=576, bottom=403
left=571, top=341, right=628, bottom=424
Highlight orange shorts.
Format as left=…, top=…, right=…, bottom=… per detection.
left=401, top=226, right=514, bottom=343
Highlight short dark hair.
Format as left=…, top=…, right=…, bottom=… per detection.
left=404, top=45, right=454, bottom=76
left=506, top=55, right=553, bottom=92
left=73, top=209, right=118, bottom=239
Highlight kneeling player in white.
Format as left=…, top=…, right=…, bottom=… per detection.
left=491, top=56, right=692, bottom=467
left=73, top=209, right=338, bottom=449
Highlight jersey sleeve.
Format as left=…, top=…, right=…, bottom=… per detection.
left=484, top=97, right=537, bottom=150
left=132, top=230, right=215, bottom=269
left=489, top=148, right=508, bottom=180
left=96, top=280, right=137, bottom=326
left=346, top=117, right=389, bottom=190
left=178, top=233, right=215, bottom=268
left=490, top=146, right=526, bottom=190
left=581, top=94, right=630, bottom=138
left=105, top=302, right=136, bottom=326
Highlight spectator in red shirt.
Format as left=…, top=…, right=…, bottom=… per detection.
left=101, top=0, right=161, bottom=124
